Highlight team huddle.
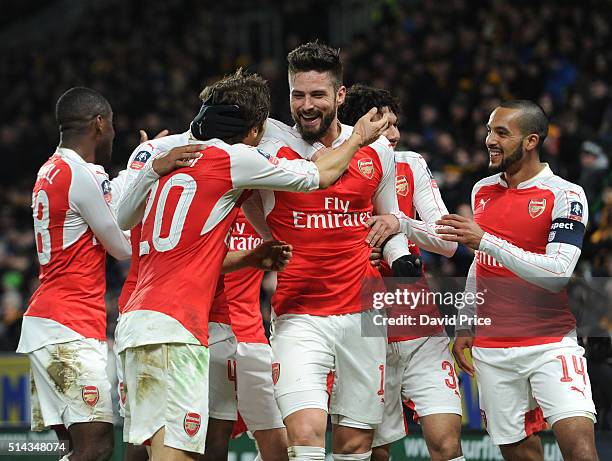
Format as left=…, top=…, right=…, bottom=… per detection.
left=19, top=42, right=599, bottom=461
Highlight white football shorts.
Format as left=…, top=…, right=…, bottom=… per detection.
left=121, top=343, right=209, bottom=454
left=270, top=311, right=386, bottom=427
left=208, top=322, right=238, bottom=421
left=112, top=338, right=126, bottom=418
left=29, top=338, right=113, bottom=431
left=209, top=322, right=285, bottom=431
left=473, top=335, right=596, bottom=445
left=236, top=342, right=284, bottom=431
left=373, top=334, right=463, bottom=447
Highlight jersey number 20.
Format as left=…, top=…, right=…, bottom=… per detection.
left=141, top=173, right=197, bottom=254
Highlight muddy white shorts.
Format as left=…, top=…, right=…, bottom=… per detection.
left=270, top=312, right=386, bottom=427
left=472, top=335, right=596, bottom=445
left=29, top=339, right=113, bottom=431
left=372, top=334, right=462, bottom=447
left=121, top=343, right=209, bottom=454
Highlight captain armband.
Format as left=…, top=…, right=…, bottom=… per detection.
left=547, top=218, right=586, bottom=248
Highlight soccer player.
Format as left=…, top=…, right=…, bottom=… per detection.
left=439, top=100, right=599, bottom=461
left=205, top=211, right=289, bottom=461
left=17, top=87, right=132, bottom=461
left=235, top=43, right=411, bottom=461
left=113, top=121, right=267, bottom=461
left=339, top=84, right=465, bottom=461
left=114, top=70, right=389, bottom=460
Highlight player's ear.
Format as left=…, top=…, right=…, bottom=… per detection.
left=242, top=125, right=260, bottom=146
left=524, top=133, right=539, bottom=151
left=337, top=85, right=347, bottom=105
left=94, top=115, right=104, bottom=134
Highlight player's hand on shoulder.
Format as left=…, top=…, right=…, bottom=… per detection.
left=152, top=144, right=204, bottom=176
left=365, top=214, right=400, bottom=247
left=351, top=107, right=390, bottom=147
left=436, top=214, right=484, bottom=250
left=452, top=331, right=475, bottom=377
left=139, top=129, right=169, bottom=143
left=252, top=240, right=293, bottom=272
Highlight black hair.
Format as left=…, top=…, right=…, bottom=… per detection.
left=55, top=87, right=111, bottom=133
left=339, top=84, right=400, bottom=125
left=499, top=100, right=549, bottom=148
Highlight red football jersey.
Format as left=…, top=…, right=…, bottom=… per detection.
left=225, top=212, right=267, bottom=343
left=115, top=136, right=320, bottom=350
left=210, top=275, right=231, bottom=325
left=469, top=166, right=588, bottom=347
left=258, top=124, right=403, bottom=317
left=209, top=212, right=266, bottom=343
left=18, top=148, right=131, bottom=353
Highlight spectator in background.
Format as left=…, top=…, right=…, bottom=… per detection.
left=579, top=141, right=609, bottom=205
left=0, top=288, right=23, bottom=351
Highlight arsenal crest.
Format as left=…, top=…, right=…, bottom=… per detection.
left=183, top=412, right=201, bottom=437
left=272, top=362, right=280, bottom=385
left=396, top=175, right=408, bottom=196
left=357, top=159, right=374, bottom=179
left=82, top=386, right=99, bottom=407
left=528, top=199, right=546, bottom=218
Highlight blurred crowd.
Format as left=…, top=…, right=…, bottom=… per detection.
left=1, top=0, right=611, bottom=426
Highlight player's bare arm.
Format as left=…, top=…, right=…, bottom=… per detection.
left=435, top=214, right=485, bottom=250
left=222, top=240, right=293, bottom=273
left=313, top=107, right=390, bottom=188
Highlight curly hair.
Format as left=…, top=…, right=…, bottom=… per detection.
left=199, top=68, right=270, bottom=144
left=339, top=84, right=400, bottom=126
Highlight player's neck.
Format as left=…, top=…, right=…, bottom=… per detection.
left=503, top=157, right=546, bottom=189
left=59, top=135, right=95, bottom=163
left=317, top=119, right=342, bottom=148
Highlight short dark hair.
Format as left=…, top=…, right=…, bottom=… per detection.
left=499, top=100, right=549, bottom=148
left=55, top=87, right=111, bottom=132
left=287, top=41, right=343, bottom=90
left=339, top=84, right=400, bottom=126
left=199, top=68, right=270, bottom=144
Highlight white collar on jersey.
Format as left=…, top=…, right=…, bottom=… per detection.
left=187, top=129, right=226, bottom=148
left=55, top=147, right=108, bottom=176
left=330, top=123, right=354, bottom=148
left=56, top=147, right=87, bottom=164
left=498, top=163, right=553, bottom=189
